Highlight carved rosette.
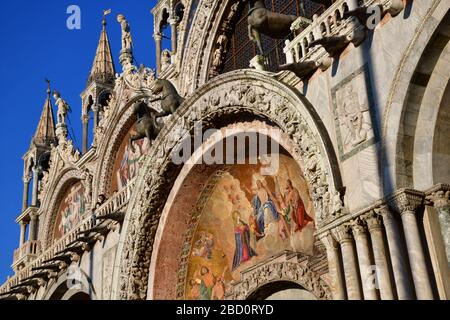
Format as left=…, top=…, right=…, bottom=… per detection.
left=225, top=261, right=331, bottom=300
left=114, top=70, right=341, bottom=300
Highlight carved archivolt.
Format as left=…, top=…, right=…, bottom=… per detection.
left=226, top=260, right=331, bottom=300
left=112, top=70, right=342, bottom=300
left=93, top=73, right=162, bottom=199
left=179, top=0, right=227, bottom=95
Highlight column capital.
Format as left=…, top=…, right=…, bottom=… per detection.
left=349, top=218, right=367, bottom=237
left=32, top=166, right=42, bottom=175
left=22, top=175, right=32, bottom=183
left=425, top=184, right=450, bottom=209
left=388, top=189, right=424, bottom=215
left=168, top=16, right=180, bottom=26
left=363, top=210, right=383, bottom=232
left=81, top=114, right=90, bottom=124
left=318, top=231, right=339, bottom=250
left=376, top=204, right=395, bottom=220
left=332, top=224, right=353, bottom=244
left=153, top=33, right=163, bottom=41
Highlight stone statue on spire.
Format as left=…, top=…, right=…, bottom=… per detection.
left=117, top=14, right=134, bottom=72
left=117, top=14, right=133, bottom=53
left=53, top=91, right=71, bottom=125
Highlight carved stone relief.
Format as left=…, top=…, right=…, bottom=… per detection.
left=331, top=64, right=379, bottom=161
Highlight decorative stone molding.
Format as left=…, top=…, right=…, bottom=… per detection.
left=179, top=0, right=232, bottom=96
left=225, top=256, right=331, bottom=300
left=112, top=70, right=343, bottom=300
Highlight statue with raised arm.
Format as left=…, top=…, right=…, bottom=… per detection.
left=117, top=14, right=133, bottom=52
left=53, top=91, right=71, bottom=125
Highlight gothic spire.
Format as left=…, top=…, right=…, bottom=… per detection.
left=88, top=11, right=116, bottom=85
left=32, top=80, right=56, bottom=147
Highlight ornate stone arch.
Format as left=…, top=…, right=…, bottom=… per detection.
left=225, top=259, right=331, bottom=300
left=381, top=0, right=449, bottom=193
left=41, top=168, right=84, bottom=249
left=412, top=40, right=450, bottom=190
left=41, top=268, right=97, bottom=300
left=95, top=94, right=150, bottom=198
left=93, top=68, right=163, bottom=199
left=111, top=69, right=342, bottom=300
left=179, top=0, right=234, bottom=96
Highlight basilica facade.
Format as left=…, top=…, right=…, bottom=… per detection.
left=0, top=0, right=449, bottom=300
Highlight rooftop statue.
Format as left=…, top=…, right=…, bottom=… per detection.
left=117, top=14, right=133, bottom=53
left=53, top=91, right=71, bottom=125
left=248, top=0, right=297, bottom=56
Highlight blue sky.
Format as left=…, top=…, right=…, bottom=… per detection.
left=0, top=0, right=160, bottom=283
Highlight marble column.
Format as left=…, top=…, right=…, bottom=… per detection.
left=378, top=205, right=415, bottom=299
left=92, top=104, right=99, bottom=130
left=391, top=192, right=434, bottom=299
left=31, top=167, right=40, bottom=207
left=427, top=187, right=450, bottom=266
left=332, top=224, right=362, bottom=299
left=350, top=218, right=378, bottom=300
left=319, top=231, right=346, bottom=300
left=82, top=114, right=89, bottom=155
left=364, top=211, right=395, bottom=300
left=22, top=175, right=31, bottom=212
left=19, top=221, right=26, bottom=246
left=168, top=17, right=179, bottom=55
left=28, top=213, right=38, bottom=241
left=154, top=33, right=163, bottom=75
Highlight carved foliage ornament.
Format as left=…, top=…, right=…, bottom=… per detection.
left=226, top=262, right=331, bottom=300
left=115, top=71, right=341, bottom=300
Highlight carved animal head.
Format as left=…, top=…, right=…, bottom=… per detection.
left=132, top=100, right=150, bottom=118
left=250, top=0, right=266, bottom=10
left=150, top=79, right=165, bottom=95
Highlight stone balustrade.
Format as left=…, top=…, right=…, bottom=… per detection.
left=0, top=179, right=135, bottom=297
left=284, top=0, right=404, bottom=70
left=12, top=241, right=41, bottom=272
